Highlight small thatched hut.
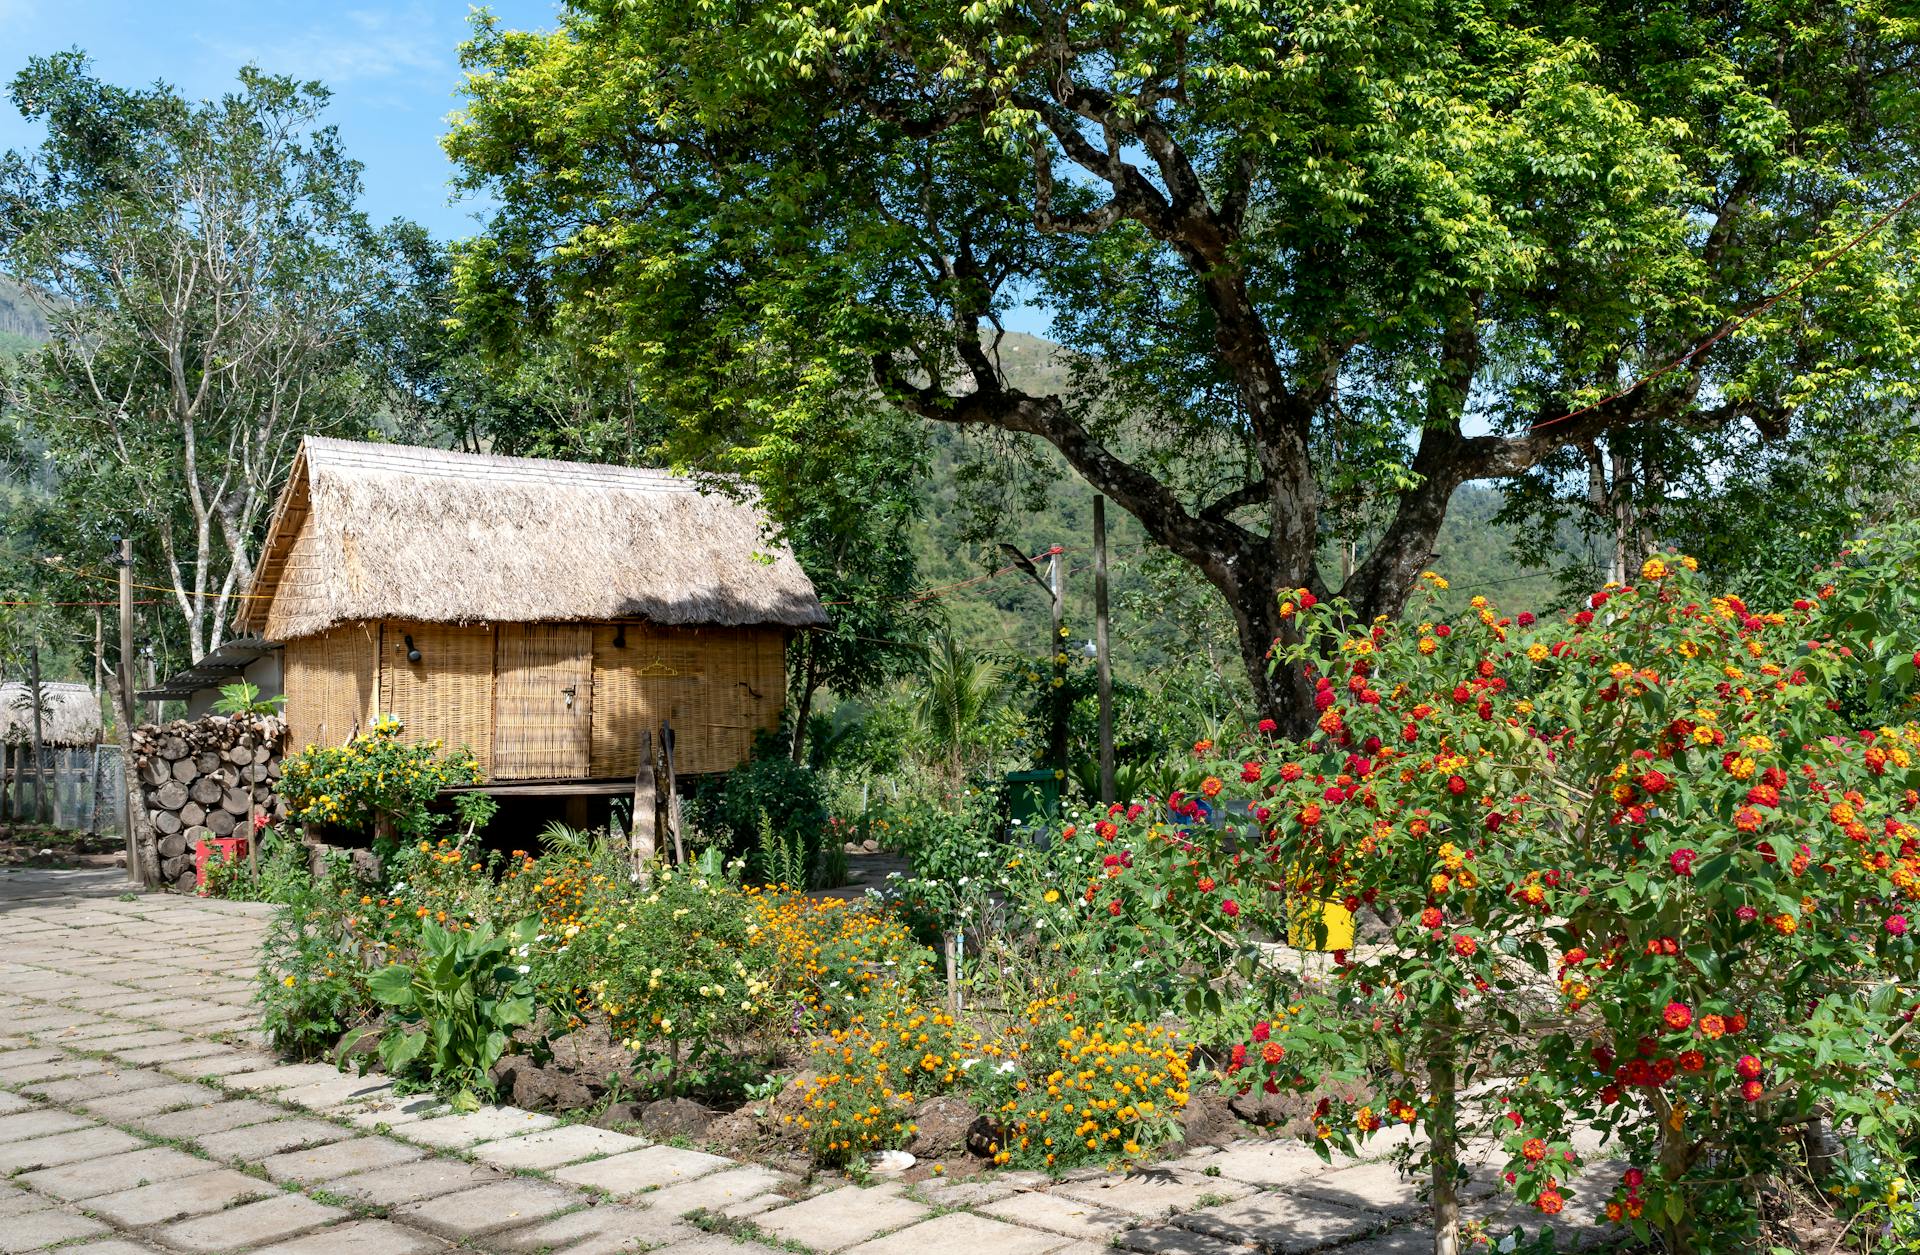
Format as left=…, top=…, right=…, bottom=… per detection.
left=0, top=681, right=102, bottom=747
left=238, top=437, right=827, bottom=783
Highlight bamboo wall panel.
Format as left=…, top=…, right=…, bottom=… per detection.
left=590, top=625, right=786, bottom=777
left=283, top=622, right=376, bottom=751
left=379, top=621, right=496, bottom=775
left=493, top=624, right=592, bottom=779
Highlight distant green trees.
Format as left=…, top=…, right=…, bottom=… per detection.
left=0, top=56, right=382, bottom=663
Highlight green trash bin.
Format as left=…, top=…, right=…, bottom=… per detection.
left=1005, top=768, right=1062, bottom=834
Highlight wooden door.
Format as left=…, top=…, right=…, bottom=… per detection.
left=492, top=625, right=593, bottom=779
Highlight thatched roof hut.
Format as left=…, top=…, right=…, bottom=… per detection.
left=240, top=438, right=826, bottom=783
left=0, top=681, right=101, bottom=747
left=242, top=437, right=827, bottom=640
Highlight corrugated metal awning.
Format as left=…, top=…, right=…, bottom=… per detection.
left=136, top=637, right=281, bottom=702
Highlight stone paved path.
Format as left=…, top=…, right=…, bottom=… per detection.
left=0, top=869, right=1614, bottom=1255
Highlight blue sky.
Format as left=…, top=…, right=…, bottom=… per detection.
left=0, top=0, right=561, bottom=240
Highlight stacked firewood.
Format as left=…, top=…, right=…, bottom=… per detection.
left=129, top=715, right=287, bottom=891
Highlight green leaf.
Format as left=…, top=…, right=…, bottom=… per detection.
left=368, top=965, right=416, bottom=1007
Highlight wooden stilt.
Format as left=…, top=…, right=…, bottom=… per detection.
left=630, top=729, right=658, bottom=873
left=661, top=720, right=684, bottom=864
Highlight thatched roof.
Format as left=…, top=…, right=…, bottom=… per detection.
left=240, top=437, right=828, bottom=640
left=0, top=681, right=101, bottom=746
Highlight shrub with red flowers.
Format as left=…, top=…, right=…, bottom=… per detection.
left=1095, top=554, right=1920, bottom=1252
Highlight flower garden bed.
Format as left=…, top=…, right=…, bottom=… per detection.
left=226, top=528, right=1920, bottom=1253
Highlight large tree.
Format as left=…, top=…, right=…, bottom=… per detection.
left=446, top=0, right=1920, bottom=727
left=0, top=56, right=381, bottom=662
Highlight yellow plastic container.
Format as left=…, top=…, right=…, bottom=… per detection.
left=1286, top=898, right=1356, bottom=951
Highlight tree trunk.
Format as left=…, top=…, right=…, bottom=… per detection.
left=1213, top=555, right=1318, bottom=735
left=789, top=638, right=819, bottom=765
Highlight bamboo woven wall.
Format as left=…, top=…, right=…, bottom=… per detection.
left=378, top=621, right=496, bottom=775
left=281, top=618, right=786, bottom=780
left=282, top=622, right=377, bottom=751
left=493, top=624, right=593, bottom=779
left=589, top=624, right=785, bottom=777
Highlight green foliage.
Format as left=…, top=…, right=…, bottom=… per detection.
left=211, top=681, right=286, bottom=717
left=913, top=629, right=1003, bottom=785
left=277, top=717, right=484, bottom=857
left=445, top=0, right=1920, bottom=727
left=368, top=916, right=540, bottom=1110
left=199, top=827, right=308, bottom=904
left=256, top=852, right=375, bottom=1059
left=0, top=55, right=384, bottom=663
left=693, top=742, right=832, bottom=888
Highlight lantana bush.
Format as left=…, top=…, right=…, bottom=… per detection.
left=1085, top=551, right=1920, bottom=1251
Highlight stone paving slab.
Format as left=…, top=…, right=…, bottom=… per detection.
left=274, top=1072, right=395, bottom=1112
left=77, top=1082, right=225, bottom=1122
left=129, top=1098, right=287, bottom=1139
left=0, top=1126, right=146, bottom=1175
left=843, top=1211, right=1073, bottom=1255
left=86, top=1169, right=277, bottom=1227
left=339, top=1092, right=449, bottom=1129
left=638, top=1165, right=792, bottom=1217
left=48, top=1239, right=163, bottom=1255
left=1184, top=1141, right=1332, bottom=1188
left=554, top=1145, right=733, bottom=1196
left=0, top=1184, right=51, bottom=1221
left=0, top=1208, right=112, bottom=1253
left=17, top=1146, right=213, bottom=1201
left=196, top=1117, right=354, bottom=1160
left=487, top=1203, right=695, bottom=1254
left=260, top=1135, right=429, bottom=1183
left=326, top=1158, right=509, bottom=1207
left=1174, top=1189, right=1384, bottom=1253
left=0, top=1108, right=94, bottom=1141
left=153, top=1193, right=351, bottom=1253
left=249, top=1219, right=445, bottom=1255
left=470, top=1124, right=648, bottom=1171
left=757, top=1186, right=932, bottom=1252
left=981, top=1189, right=1139, bottom=1241
left=390, top=1179, right=579, bottom=1238
left=1054, top=1168, right=1257, bottom=1220
left=399, top=1106, right=559, bottom=1149
left=1114, top=1224, right=1249, bottom=1255
left=651, top=1234, right=788, bottom=1255
left=220, top=1063, right=347, bottom=1093
left=22, top=1069, right=168, bottom=1104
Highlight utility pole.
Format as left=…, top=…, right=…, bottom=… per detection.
left=92, top=608, right=104, bottom=730
left=27, top=644, right=45, bottom=825
left=1047, top=549, right=1067, bottom=782
left=1093, top=497, right=1114, bottom=806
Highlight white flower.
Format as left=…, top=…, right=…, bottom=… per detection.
left=517, top=964, right=531, bottom=974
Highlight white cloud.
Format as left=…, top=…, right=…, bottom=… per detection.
left=200, top=5, right=451, bottom=87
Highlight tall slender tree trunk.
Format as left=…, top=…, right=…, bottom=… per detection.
left=789, top=639, right=820, bottom=765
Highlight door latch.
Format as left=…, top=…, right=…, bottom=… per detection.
left=562, top=684, right=577, bottom=709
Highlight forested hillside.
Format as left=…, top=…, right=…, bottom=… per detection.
left=907, top=333, right=1600, bottom=692
left=0, top=275, right=49, bottom=354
